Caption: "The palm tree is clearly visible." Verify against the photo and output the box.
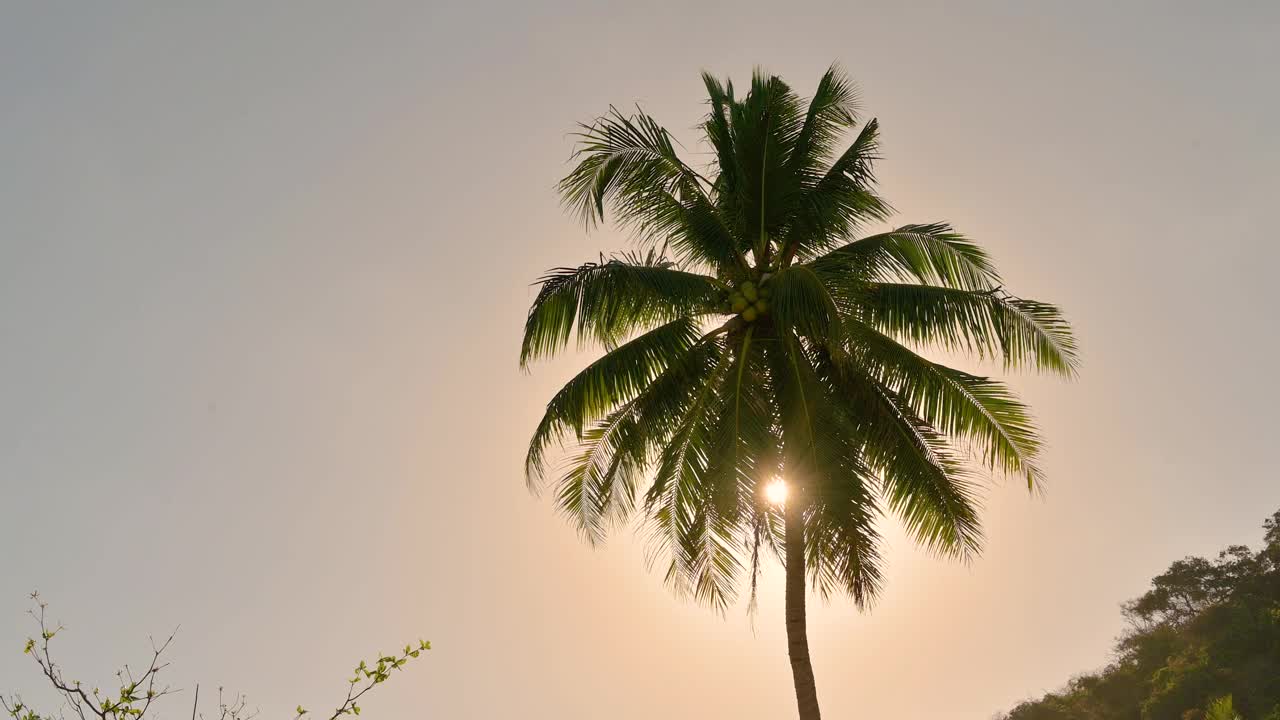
[521,65,1077,720]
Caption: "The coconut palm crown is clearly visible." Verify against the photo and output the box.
[521,65,1077,718]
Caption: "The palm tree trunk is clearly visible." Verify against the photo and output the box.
[784,500,821,719]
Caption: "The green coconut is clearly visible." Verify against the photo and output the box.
[755,300,769,314]
[731,296,749,313]
[741,306,758,322]
[742,286,758,302]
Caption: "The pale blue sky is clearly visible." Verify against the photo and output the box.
[2,2,1278,718]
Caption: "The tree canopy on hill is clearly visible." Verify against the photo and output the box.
[997,508,1280,720]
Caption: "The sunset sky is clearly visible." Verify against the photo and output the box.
[3,2,1278,718]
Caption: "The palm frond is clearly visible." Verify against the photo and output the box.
[520,257,722,366]
[745,508,783,615]
[806,479,884,606]
[699,73,749,247]
[786,63,860,181]
[807,223,1001,290]
[631,189,748,275]
[644,348,745,611]
[769,332,823,474]
[547,336,727,542]
[800,382,884,603]
[782,118,892,263]
[767,265,842,344]
[851,322,1045,487]
[526,317,703,483]
[850,283,1080,375]
[560,106,708,227]
[701,327,777,520]
[819,348,984,558]
[560,104,748,273]
[553,403,645,544]
[726,70,806,260]
[765,336,886,603]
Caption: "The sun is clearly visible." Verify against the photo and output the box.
[763,479,789,506]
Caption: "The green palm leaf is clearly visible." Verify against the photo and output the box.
[526,316,703,483]
[808,222,1000,290]
[560,107,709,226]
[782,118,893,263]
[819,347,983,557]
[786,64,861,182]
[768,265,843,344]
[644,345,743,611]
[851,282,1079,375]
[520,257,722,367]
[851,322,1045,487]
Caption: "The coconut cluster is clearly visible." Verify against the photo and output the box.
[723,277,772,322]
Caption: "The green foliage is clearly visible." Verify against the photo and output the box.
[3,594,429,720]
[524,63,1077,611]
[1205,695,1241,720]
[997,509,1280,720]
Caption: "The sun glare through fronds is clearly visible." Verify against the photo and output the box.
[764,479,789,506]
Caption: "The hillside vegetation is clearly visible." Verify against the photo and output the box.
[998,509,1280,720]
